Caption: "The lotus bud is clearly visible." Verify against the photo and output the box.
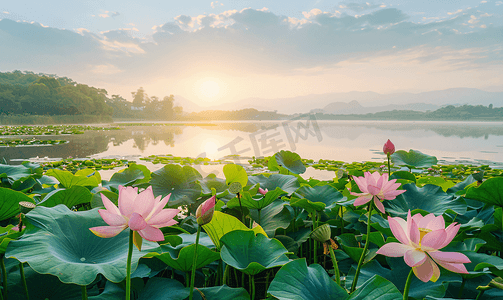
[258,187,268,196]
[310,224,331,243]
[19,201,36,214]
[196,195,216,225]
[383,139,395,156]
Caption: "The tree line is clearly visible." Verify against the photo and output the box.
[313,104,503,121]
[0,71,182,120]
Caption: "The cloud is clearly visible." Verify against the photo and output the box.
[2,5,502,98]
[211,1,224,9]
[339,2,382,12]
[90,63,123,75]
[2,11,9,14]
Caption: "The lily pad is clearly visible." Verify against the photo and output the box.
[267,258,348,300]
[248,174,300,196]
[384,183,467,218]
[150,164,202,208]
[37,185,93,208]
[102,166,145,192]
[6,259,98,300]
[347,275,403,300]
[223,164,248,187]
[202,211,267,250]
[193,285,250,300]
[250,200,292,236]
[45,169,100,188]
[295,185,345,210]
[137,278,189,300]
[274,150,306,174]
[391,149,438,169]
[145,243,220,272]
[220,230,290,275]
[346,258,461,299]
[465,177,503,207]
[228,187,285,210]
[6,204,161,285]
[0,187,36,221]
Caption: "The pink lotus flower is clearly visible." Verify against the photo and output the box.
[90,186,179,246]
[351,171,405,213]
[383,139,395,155]
[376,211,470,282]
[196,195,215,225]
[258,187,268,196]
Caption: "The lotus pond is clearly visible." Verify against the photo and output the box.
[1,146,503,300]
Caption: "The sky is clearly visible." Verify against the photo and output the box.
[1,0,502,107]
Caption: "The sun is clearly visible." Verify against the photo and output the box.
[198,80,221,99]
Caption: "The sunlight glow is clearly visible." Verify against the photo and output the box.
[198,80,220,99]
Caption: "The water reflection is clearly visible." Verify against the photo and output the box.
[1,121,503,166]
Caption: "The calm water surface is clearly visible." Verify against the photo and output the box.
[2,120,503,169]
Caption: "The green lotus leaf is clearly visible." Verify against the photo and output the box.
[274,150,306,174]
[267,258,348,300]
[137,278,189,300]
[446,175,477,195]
[465,177,503,207]
[149,164,202,208]
[199,174,228,195]
[250,200,292,236]
[193,285,250,300]
[0,225,23,254]
[102,166,145,192]
[6,259,99,300]
[390,171,416,183]
[38,185,93,208]
[202,211,266,250]
[248,174,300,196]
[346,258,461,299]
[228,187,285,210]
[0,187,36,221]
[384,183,467,218]
[347,275,403,300]
[469,251,503,278]
[90,188,118,208]
[220,230,290,275]
[391,149,438,169]
[0,163,33,184]
[223,164,248,187]
[89,281,125,300]
[442,273,503,299]
[6,204,161,285]
[45,169,100,188]
[290,197,326,214]
[295,185,345,210]
[145,243,220,272]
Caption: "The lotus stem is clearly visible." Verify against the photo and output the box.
[257,209,261,225]
[403,268,414,300]
[387,154,391,178]
[250,275,255,300]
[475,290,485,300]
[223,265,229,286]
[350,202,373,293]
[457,277,466,299]
[265,270,271,299]
[189,226,202,300]
[126,230,133,300]
[217,259,223,286]
[1,255,7,300]
[19,263,29,300]
[329,246,341,286]
[237,192,246,225]
[81,285,87,300]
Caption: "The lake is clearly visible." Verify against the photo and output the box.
[2,120,503,176]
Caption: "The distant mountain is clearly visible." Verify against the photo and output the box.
[322,101,440,115]
[176,88,503,114]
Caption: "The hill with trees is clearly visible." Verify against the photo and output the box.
[0,71,182,121]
